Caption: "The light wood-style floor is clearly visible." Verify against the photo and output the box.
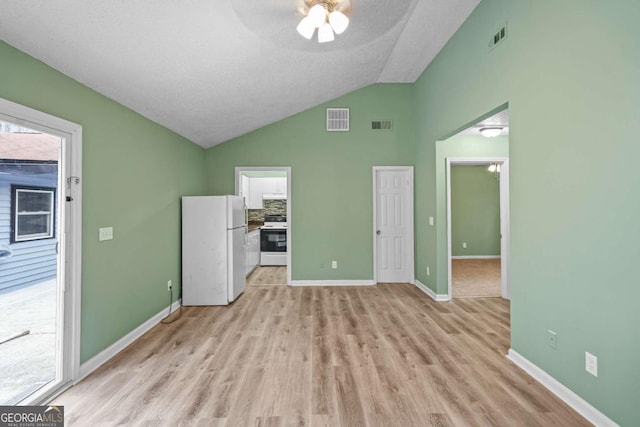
[54,284,590,426]
[247,266,287,286]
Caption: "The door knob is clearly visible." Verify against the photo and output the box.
[376,230,381,235]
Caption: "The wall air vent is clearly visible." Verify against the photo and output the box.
[371,120,393,131]
[326,108,350,132]
[489,22,508,50]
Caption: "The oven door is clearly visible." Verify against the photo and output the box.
[260,229,287,252]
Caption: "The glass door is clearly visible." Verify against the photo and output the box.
[0,119,65,404]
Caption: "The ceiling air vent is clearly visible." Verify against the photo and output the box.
[371,120,393,131]
[326,108,350,132]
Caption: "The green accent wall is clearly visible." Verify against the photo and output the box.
[414,1,640,424]
[451,165,500,257]
[0,41,206,363]
[205,84,415,281]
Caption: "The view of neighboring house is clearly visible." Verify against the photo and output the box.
[0,127,59,291]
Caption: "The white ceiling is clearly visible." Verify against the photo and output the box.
[0,0,479,148]
[458,109,510,137]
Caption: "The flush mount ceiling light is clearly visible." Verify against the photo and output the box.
[297,0,350,43]
[479,127,503,138]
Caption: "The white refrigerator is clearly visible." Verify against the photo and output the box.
[182,195,247,305]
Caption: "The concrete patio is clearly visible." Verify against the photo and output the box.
[0,279,56,404]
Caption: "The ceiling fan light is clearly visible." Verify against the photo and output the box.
[308,4,327,28]
[480,127,503,138]
[318,22,335,43]
[329,11,349,34]
[296,17,315,39]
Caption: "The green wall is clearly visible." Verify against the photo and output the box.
[414,1,640,424]
[0,41,206,363]
[451,165,500,257]
[205,84,415,281]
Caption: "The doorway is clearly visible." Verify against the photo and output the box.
[446,158,510,299]
[0,98,82,404]
[235,167,291,286]
[373,166,414,284]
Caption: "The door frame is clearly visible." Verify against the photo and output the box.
[235,166,292,285]
[0,98,83,402]
[372,166,415,284]
[446,157,509,300]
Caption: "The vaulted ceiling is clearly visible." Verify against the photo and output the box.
[0,0,479,148]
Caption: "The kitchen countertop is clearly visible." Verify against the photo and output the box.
[248,221,263,232]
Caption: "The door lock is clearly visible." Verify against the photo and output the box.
[376,230,381,235]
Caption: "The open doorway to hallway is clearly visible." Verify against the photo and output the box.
[442,108,510,300]
[450,163,502,298]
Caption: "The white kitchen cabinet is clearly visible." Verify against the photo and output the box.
[241,175,250,207]
[247,178,265,209]
[246,177,288,209]
[245,229,260,276]
[274,177,287,195]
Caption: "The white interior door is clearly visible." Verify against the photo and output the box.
[374,167,414,283]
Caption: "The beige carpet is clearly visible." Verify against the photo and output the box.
[452,258,501,298]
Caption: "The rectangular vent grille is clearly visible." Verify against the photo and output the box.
[326,108,350,131]
[371,120,393,131]
[489,22,508,49]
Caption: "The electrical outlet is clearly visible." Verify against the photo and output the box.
[547,330,557,350]
[331,260,338,269]
[429,217,434,226]
[585,352,598,377]
[462,242,467,249]
[426,266,430,276]
[167,280,172,292]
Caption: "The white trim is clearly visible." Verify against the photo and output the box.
[0,98,83,401]
[235,167,292,286]
[446,157,510,301]
[78,299,182,381]
[507,349,619,427]
[290,280,375,287]
[451,255,501,260]
[372,166,415,284]
[499,160,510,299]
[414,280,450,301]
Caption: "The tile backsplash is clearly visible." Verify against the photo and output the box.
[248,199,287,221]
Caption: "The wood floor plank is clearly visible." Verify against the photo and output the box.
[53,284,591,426]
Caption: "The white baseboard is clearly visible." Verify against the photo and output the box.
[451,255,501,260]
[414,280,450,301]
[78,299,182,381]
[290,280,375,287]
[506,349,619,427]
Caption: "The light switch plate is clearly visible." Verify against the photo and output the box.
[99,227,113,241]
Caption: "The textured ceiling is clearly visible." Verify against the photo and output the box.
[0,0,479,148]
